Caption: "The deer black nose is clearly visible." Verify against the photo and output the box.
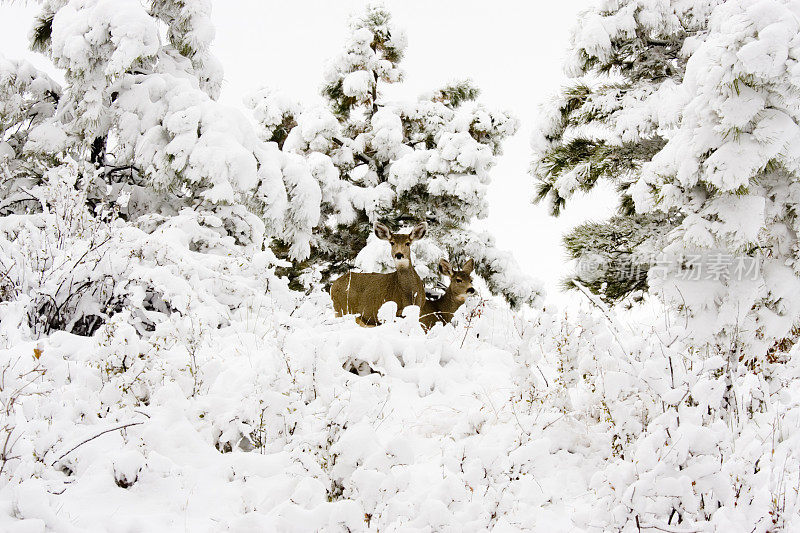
[395,253,404,260]
[466,287,475,294]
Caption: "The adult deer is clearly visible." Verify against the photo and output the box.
[420,258,475,331]
[330,221,427,326]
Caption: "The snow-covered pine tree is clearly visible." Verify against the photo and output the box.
[27,0,320,250]
[631,0,800,360]
[0,0,321,336]
[531,0,718,303]
[249,4,542,308]
[0,55,61,217]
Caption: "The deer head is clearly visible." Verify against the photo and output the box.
[374,221,427,269]
[438,258,475,302]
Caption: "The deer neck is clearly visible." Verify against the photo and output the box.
[393,261,419,289]
[437,287,464,313]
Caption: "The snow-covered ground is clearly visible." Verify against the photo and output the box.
[0,290,589,531]
[2,284,799,531]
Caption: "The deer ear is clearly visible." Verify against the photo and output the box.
[463,258,474,274]
[438,258,454,277]
[374,222,392,241]
[409,222,427,241]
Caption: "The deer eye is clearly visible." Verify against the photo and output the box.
[455,278,463,283]
[390,241,395,245]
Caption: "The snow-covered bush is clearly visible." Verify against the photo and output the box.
[551,297,800,532]
[4,272,798,531]
[0,156,291,340]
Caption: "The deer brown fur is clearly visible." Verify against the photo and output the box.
[420,258,475,331]
[330,221,427,326]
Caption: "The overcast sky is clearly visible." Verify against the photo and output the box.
[0,0,615,302]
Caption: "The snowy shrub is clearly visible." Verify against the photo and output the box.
[569,299,800,532]
[0,155,291,339]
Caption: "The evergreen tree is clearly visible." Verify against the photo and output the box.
[0,0,321,335]
[630,0,800,359]
[251,5,542,308]
[25,0,319,254]
[532,0,718,303]
[537,0,800,357]
[0,55,61,216]
[560,213,671,302]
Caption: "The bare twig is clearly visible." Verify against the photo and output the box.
[459,298,487,349]
[51,421,145,466]
[572,280,630,361]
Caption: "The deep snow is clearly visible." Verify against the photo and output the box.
[2,289,799,531]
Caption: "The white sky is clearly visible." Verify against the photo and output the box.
[0,0,616,303]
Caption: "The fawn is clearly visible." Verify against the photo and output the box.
[420,258,475,331]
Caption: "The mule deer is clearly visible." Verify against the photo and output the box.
[330,221,427,326]
[420,258,475,331]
